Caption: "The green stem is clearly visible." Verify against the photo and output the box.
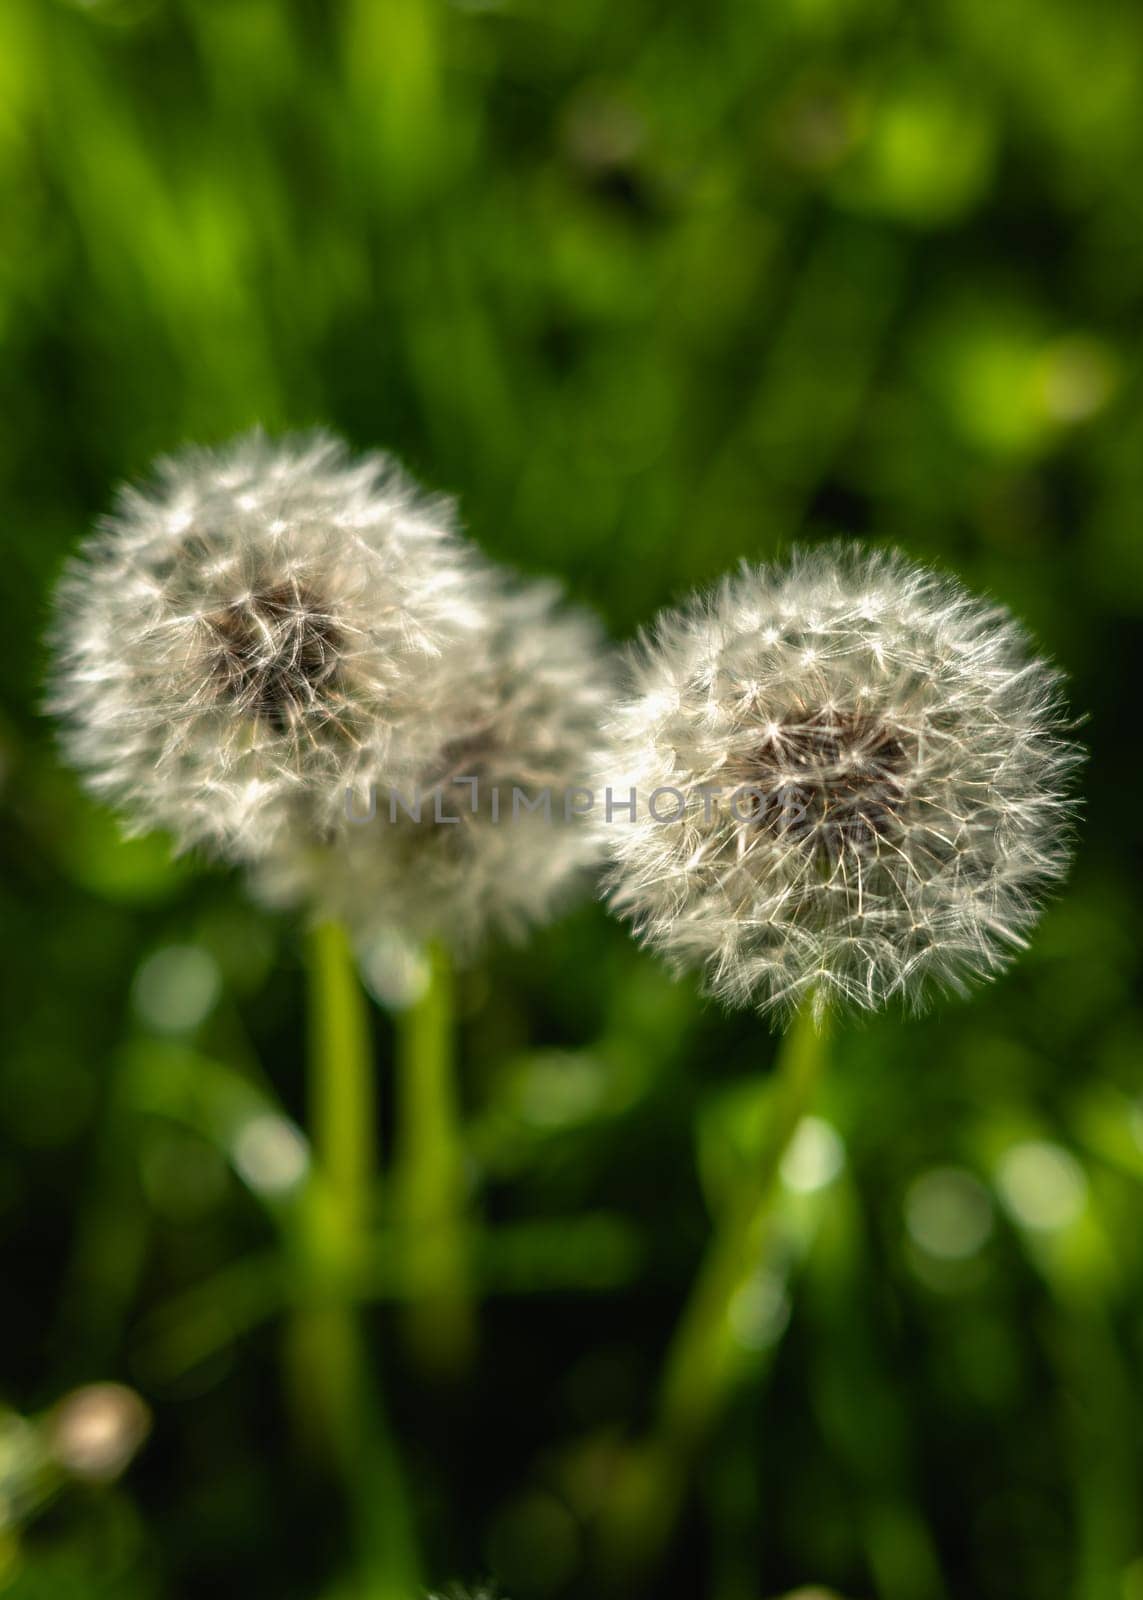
[597,1002,828,1587]
[392,940,475,1376]
[310,920,377,1238]
[290,919,420,1600]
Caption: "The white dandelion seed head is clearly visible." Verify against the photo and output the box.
[49,430,494,859]
[598,543,1082,1022]
[254,577,613,953]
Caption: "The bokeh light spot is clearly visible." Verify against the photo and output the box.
[357,929,430,1010]
[46,1384,151,1483]
[132,945,221,1033]
[519,1052,607,1129]
[905,1166,993,1260]
[729,1268,792,1351]
[1037,336,1118,424]
[780,1115,846,1193]
[230,1114,310,1197]
[995,1141,1087,1232]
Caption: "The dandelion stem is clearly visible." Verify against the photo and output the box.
[291,919,420,1600]
[660,1002,826,1442]
[310,920,377,1236]
[392,940,475,1376]
[596,1002,828,1587]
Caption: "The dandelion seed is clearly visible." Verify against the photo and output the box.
[49,430,494,859]
[598,543,1082,1021]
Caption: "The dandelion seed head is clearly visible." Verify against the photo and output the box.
[255,578,612,952]
[599,543,1081,1021]
[49,430,492,859]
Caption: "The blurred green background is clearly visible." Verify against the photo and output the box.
[1,0,1141,1597]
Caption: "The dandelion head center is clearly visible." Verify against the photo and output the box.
[731,707,909,863]
[204,581,342,733]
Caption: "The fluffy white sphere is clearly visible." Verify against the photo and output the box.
[598,544,1081,1021]
[49,430,494,859]
[255,577,612,953]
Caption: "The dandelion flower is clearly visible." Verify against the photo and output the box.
[49,430,493,859]
[599,544,1081,1020]
[255,577,611,951]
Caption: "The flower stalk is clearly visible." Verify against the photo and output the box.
[393,941,475,1376]
[596,1003,828,1586]
[310,919,377,1242]
[289,919,420,1599]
